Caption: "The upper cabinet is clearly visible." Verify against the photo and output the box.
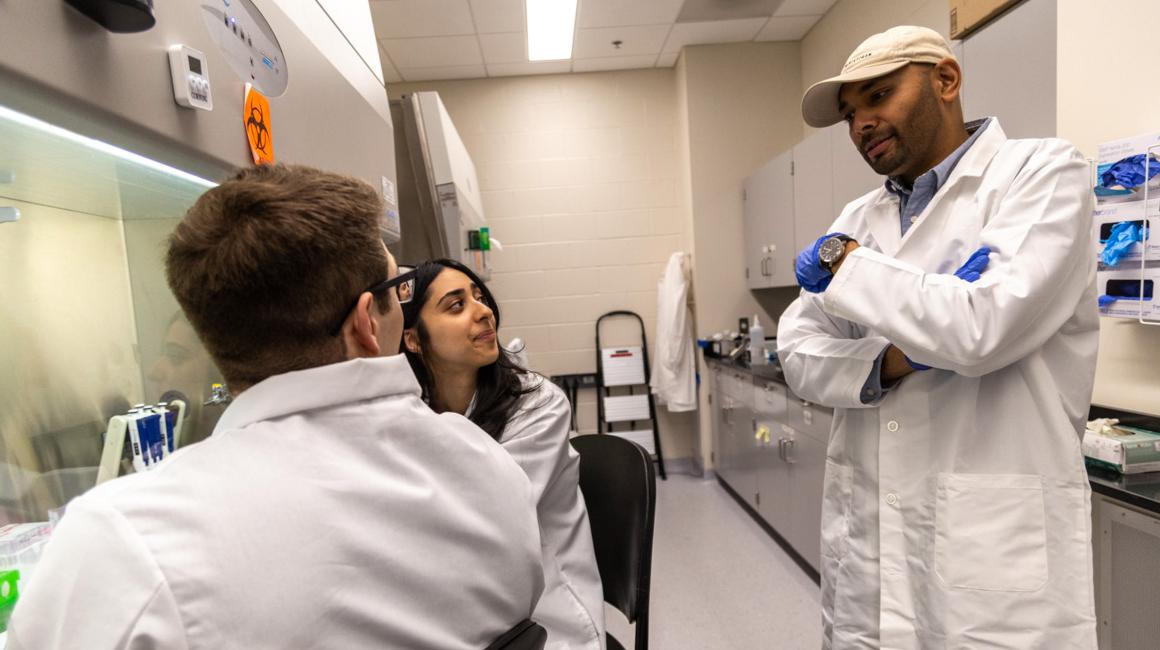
[743,124,883,289]
[829,124,882,218]
[744,150,796,289]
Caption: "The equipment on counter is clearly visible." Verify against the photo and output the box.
[96,400,186,484]
[1084,418,1160,474]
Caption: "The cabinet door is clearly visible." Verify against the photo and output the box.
[709,367,725,472]
[744,151,796,288]
[756,421,793,535]
[787,432,826,572]
[792,129,834,257]
[715,373,738,486]
[731,396,759,509]
[829,123,882,217]
[742,173,768,290]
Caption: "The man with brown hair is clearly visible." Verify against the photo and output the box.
[9,164,546,649]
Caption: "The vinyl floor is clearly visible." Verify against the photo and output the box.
[604,473,823,650]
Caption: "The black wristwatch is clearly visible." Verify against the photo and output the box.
[818,235,854,271]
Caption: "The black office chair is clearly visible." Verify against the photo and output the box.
[485,619,547,650]
[571,434,657,650]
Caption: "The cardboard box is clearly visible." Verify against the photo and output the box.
[1096,264,1160,321]
[1092,201,1160,263]
[1084,424,1160,474]
[948,0,1022,39]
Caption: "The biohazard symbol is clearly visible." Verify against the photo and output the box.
[243,84,275,165]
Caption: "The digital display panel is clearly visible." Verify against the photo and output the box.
[188,55,202,75]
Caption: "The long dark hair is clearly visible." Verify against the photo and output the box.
[401,259,539,440]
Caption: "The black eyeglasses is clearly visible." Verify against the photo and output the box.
[328,265,417,336]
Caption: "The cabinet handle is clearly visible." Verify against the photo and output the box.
[777,438,785,461]
[785,438,796,464]
[761,257,769,277]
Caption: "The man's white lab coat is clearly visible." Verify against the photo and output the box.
[498,378,605,650]
[778,120,1100,649]
[8,355,544,650]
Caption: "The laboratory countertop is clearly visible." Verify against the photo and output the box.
[706,357,1160,516]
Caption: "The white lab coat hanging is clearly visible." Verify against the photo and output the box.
[651,252,697,412]
[778,120,1100,649]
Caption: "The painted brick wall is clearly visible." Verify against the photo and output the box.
[390,69,696,458]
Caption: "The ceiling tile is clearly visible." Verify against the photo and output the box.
[371,0,475,38]
[469,0,525,34]
[661,18,767,53]
[480,32,526,63]
[755,15,818,41]
[677,0,783,23]
[773,0,837,16]
[578,0,685,29]
[399,64,488,82]
[656,51,679,68]
[383,35,484,68]
[572,55,660,73]
[486,61,572,77]
[377,43,404,83]
[574,25,670,59]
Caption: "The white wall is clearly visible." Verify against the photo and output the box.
[390,70,698,460]
[677,41,804,471]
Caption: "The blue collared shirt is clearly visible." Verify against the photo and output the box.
[885,118,992,237]
[859,117,992,404]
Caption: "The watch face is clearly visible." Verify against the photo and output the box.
[819,237,845,265]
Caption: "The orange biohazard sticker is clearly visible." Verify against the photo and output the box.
[244,83,274,165]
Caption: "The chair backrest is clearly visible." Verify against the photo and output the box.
[571,434,656,650]
[484,619,546,650]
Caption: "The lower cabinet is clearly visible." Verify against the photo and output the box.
[1092,493,1160,649]
[709,362,829,575]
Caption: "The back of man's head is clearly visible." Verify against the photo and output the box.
[166,164,388,391]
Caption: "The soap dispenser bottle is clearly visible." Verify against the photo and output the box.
[749,314,766,366]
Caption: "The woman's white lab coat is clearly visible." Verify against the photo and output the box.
[778,121,1099,649]
[496,378,606,650]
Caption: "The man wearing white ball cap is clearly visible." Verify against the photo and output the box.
[778,25,1099,649]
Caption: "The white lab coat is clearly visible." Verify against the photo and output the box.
[8,355,544,650]
[651,252,697,412]
[493,378,606,650]
[777,120,1099,650]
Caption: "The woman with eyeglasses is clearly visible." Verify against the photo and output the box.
[399,259,604,650]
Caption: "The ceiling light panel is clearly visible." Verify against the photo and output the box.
[526,0,578,61]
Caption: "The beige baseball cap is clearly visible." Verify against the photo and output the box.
[801,25,956,128]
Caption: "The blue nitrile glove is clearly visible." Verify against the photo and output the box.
[1098,295,1117,309]
[1100,154,1160,190]
[795,232,846,293]
[906,246,993,371]
[1100,221,1144,267]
